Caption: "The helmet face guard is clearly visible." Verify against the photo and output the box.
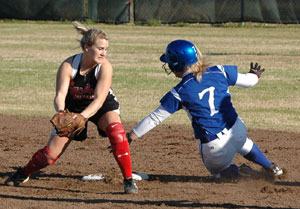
[160,40,198,74]
[162,63,181,75]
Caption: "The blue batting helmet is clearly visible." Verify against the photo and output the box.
[160,40,198,73]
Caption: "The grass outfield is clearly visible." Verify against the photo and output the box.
[0,21,299,132]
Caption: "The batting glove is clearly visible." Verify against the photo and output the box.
[249,62,265,78]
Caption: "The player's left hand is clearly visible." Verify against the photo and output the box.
[249,62,265,78]
[126,132,133,145]
[50,109,87,138]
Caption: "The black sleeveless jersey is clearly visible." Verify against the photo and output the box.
[65,54,112,113]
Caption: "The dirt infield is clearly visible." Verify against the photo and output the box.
[0,114,299,209]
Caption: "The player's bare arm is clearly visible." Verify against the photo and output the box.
[80,60,113,119]
[54,57,73,112]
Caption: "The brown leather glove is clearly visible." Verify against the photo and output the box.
[50,109,87,138]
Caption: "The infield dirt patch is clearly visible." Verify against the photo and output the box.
[0,114,299,209]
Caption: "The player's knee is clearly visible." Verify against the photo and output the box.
[43,146,58,165]
[105,122,127,144]
[239,137,254,156]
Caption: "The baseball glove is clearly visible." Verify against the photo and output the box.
[50,109,87,138]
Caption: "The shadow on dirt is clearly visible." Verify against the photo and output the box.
[147,172,300,188]
[0,192,297,209]
[147,174,215,183]
[275,181,300,187]
[3,169,300,187]
[1,168,83,180]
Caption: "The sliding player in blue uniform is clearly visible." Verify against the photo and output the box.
[127,39,283,179]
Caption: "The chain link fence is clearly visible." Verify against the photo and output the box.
[0,0,84,20]
[0,0,299,24]
[134,0,300,24]
[0,0,130,23]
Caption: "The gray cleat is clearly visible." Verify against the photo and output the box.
[123,178,138,194]
[268,163,283,176]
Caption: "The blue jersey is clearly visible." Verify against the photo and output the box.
[160,65,238,140]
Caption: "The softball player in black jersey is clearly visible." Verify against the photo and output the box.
[5,21,138,194]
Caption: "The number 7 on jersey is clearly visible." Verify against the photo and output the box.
[198,87,219,116]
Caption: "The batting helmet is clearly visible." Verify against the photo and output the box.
[160,40,198,73]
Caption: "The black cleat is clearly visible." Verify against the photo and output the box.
[5,167,29,186]
[123,178,138,194]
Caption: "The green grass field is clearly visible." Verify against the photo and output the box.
[0,21,299,132]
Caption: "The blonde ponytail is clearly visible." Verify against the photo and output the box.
[72,21,89,35]
[72,21,108,51]
[187,47,210,82]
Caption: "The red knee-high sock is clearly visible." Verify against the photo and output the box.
[23,146,58,176]
[106,122,132,179]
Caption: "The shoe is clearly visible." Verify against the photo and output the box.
[220,164,239,179]
[212,173,221,179]
[268,163,283,176]
[5,167,29,186]
[238,164,253,177]
[123,178,138,194]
